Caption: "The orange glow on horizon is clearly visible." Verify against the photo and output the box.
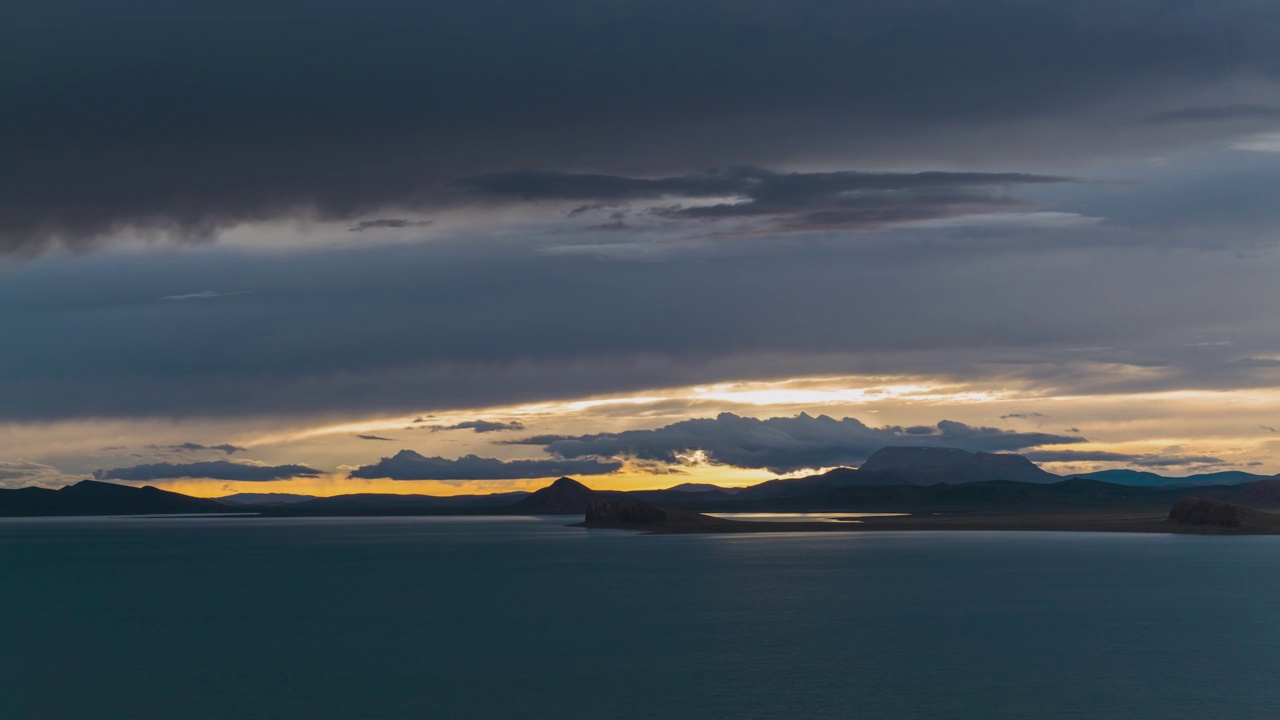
[148,465,779,499]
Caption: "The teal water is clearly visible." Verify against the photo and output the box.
[2,516,1277,719]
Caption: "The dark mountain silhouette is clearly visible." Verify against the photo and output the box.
[1076,469,1271,487]
[509,477,601,514]
[736,447,1059,501]
[0,480,230,516]
[628,487,738,504]
[268,490,531,516]
[1195,478,1280,507]
[857,447,1059,484]
[731,468,859,501]
[779,477,1160,511]
[664,482,740,495]
[218,492,317,505]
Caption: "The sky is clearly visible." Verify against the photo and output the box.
[4,0,1280,496]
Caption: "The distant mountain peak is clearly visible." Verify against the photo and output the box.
[860,446,1039,471]
[549,476,589,490]
[509,476,600,514]
[664,482,739,494]
[855,446,1057,484]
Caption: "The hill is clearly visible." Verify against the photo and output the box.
[663,482,741,495]
[0,480,230,517]
[1076,469,1272,487]
[508,477,602,514]
[735,447,1058,501]
[267,490,531,515]
[219,492,317,505]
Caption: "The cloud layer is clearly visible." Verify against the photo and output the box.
[1023,450,1224,468]
[348,450,621,481]
[461,167,1068,232]
[512,412,1083,474]
[94,461,322,482]
[420,420,526,433]
[147,442,246,455]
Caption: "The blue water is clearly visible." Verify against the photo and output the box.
[2,516,1277,719]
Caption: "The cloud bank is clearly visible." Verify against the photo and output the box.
[1023,450,1224,468]
[421,420,526,433]
[512,412,1084,474]
[348,450,621,481]
[95,461,322,482]
[462,167,1069,232]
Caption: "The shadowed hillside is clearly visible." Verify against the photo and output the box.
[0,480,230,517]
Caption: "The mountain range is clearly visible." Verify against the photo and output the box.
[3,446,1278,517]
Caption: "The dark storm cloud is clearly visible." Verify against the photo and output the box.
[420,420,526,434]
[3,0,1279,253]
[460,167,1069,231]
[94,460,322,482]
[348,450,620,481]
[1023,450,1224,467]
[507,412,1083,474]
[146,442,246,455]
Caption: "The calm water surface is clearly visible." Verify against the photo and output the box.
[2,516,1277,720]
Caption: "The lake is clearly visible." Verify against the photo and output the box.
[2,516,1277,719]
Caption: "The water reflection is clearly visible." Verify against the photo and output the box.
[706,512,908,523]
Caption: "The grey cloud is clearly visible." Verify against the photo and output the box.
[94,460,322,482]
[147,442,246,455]
[0,460,66,489]
[348,450,620,481]
[1000,412,1047,419]
[160,290,248,302]
[902,426,938,435]
[3,0,1280,253]
[460,166,1070,232]
[1145,104,1280,124]
[356,434,396,441]
[6,234,1280,420]
[348,219,433,233]
[1024,450,1224,467]
[512,412,1083,474]
[1231,357,1280,368]
[423,420,526,433]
